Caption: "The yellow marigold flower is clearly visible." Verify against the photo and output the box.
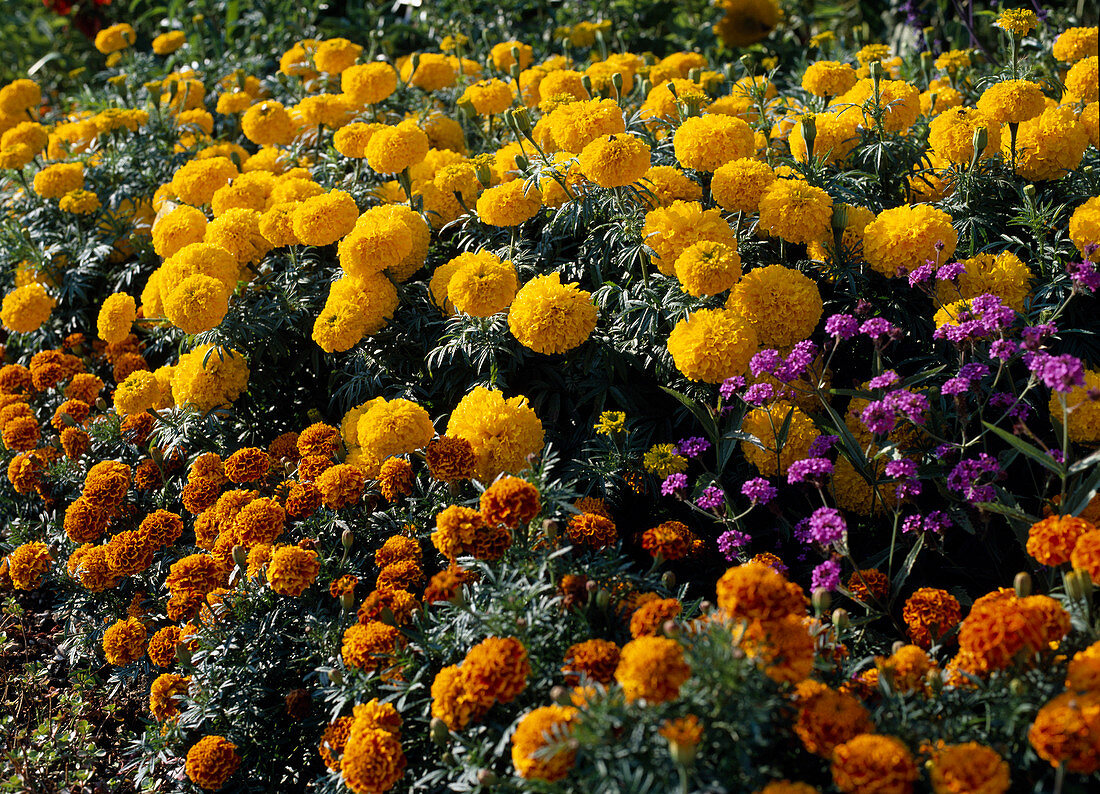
[594,411,626,436]
[1029,689,1100,773]
[152,204,208,258]
[34,162,84,199]
[995,8,1037,38]
[667,308,757,384]
[312,274,399,352]
[291,190,358,247]
[674,113,754,172]
[240,100,294,146]
[0,79,41,115]
[57,189,100,215]
[490,40,533,71]
[578,134,651,188]
[162,242,240,297]
[511,705,579,781]
[171,344,249,412]
[835,78,920,133]
[152,31,186,55]
[333,121,385,160]
[476,179,543,227]
[727,264,822,348]
[1052,369,1100,444]
[446,387,544,482]
[934,250,1031,311]
[615,635,690,703]
[314,37,362,74]
[802,61,857,98]
[975,79,1046,125]
[366,120,429,174]
[927,107,1001,164]
[342,62,398,105]
[831,734,917,794]
[7,541,51,589]
[711,158,775,213]
[102,617,147,665]
[1053,27,1099,64]
[164,274,229,335]
[546,98,625,151]
[204,207,271,265]
[185,735,240,791]
[211,172,274,217]
[338,209,412,279]
[171,156,239,206]
[643,200,734,276]
[863,204,957,278]
[674,240,741,297]
[1010,104,1090,181]
[507,272,597,354]
[114,370,161,416]
[1066,56,1099,104]
[713,0,780,48]
[1070,196,1100,260]
[94,23,136,55]
[642,442,687,478]
[789,111,861,165]
[2,121,48,155]
[357,398,435,462]
[266,544,320,596]
[460,78,514,116]
[1,284,55,333]
[637,165,701,208]
[757,179,832,246]
[741,401,819,476]
[399,52,455,91]
[446,250,518,317]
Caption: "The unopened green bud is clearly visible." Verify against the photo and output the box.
[340,590,356,612]
[511,107,532,134]
[869,60,886,85]
[430,717,449,745]
[661,571,676,590]
[514,154,530,171]
[831,202,849,234]
[595,588,611,611]
[341,529,354,550]
[971,126,988,159]
[611,71,623,91]
[581,74,593,97]
[328,667,344,686]
[798,114,817,161]
[477,770,498,786]
[832,608,850,632]
[812,588,831,615]
[231,544,248,570]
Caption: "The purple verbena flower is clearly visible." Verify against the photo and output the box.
[861,317,897,339]
[946,453,1001,504]
[868,370,899,389]
[812,558,841,592]
[860,400,897,436]
[744,383,775,406]
[678,436,711,458]
[1068,260,1100,292]
[808,507,847,546]
[750,349,782,377]
[908,263,934,286]
[989,338,1017,361]
[825,313,859,340]
[696,486,725,510]
[787,457,834,484]
[808,435,839,458]
[661,473,688,496]
[885,459,917,479]
[719,376,746,402]
[717,529,751,561]
[936,261,966,281]
[742,478,777,504]
[941,377,970,395]
[1028,352,1085,393]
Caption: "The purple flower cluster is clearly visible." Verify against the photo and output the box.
[825,313,859,340]
[787,457,833,484]
[886,458,923,498]
[1068,260,1100,292]
[808,435,839,458]
[936,260,967,281]
[1025,351,1085,393]
[1021,323,1057,350]
[744,383,776,406]
[717,529,751,561]
[860,388,930,436]
[946,453,1001,503]
[808,507,847,546]
[942,362,991,396]
[719,375,746,403]
[696,486,725,510]
[901,511,952,535]
[907,262,935,286]
[750,349,781,377]
[811,558,841,592]
[861,317,899,340]
[989,391,1030,421]
[933,294,1015,343]
[776,341,817,383]
[742,477,777,505]
[678,436,711,458]
[868,370,900,389]
[661,473,688,496]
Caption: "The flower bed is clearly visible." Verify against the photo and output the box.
[1,2,1099,792]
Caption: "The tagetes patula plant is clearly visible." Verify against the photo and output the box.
[1,3,1100,793]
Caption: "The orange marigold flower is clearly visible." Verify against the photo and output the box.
[223,446,271,483]
[563,638,621,684]
[330,574,359,599]
[341,620,402,671]
[1071,530,1100,583]
[64,498,110,543]
[716,561,807,623]
[378,456,414,502]
[375,535,421,568]
[511,705,579,781]
[424,565,472,604]
[425,435,476,482]
[267,544,320,596]
[139,509,184,548]
[846,569,890,603]
[297,422,341,457]
[629,597,682,638]
[737,614,816,684]
[147,626,183,667]
[102,617,147,665]
[185,735,240,791]
[794,680,873,757]
[615,635,691,703]
[60,426,90,460]
[319,716,355,770]
[641,520,695,561]
[902,587,961,648]
[149,672,189,721]
[480,476,541,528]
[83,460,131,509]
[104,529,154,577]
[376,559,425,591]
[566,512,617,549]
[831,734,918,794]
[357,587,419,625]
[1028,515,1095,566]
[929,741,1010,794]
[1067,641,1100,692]
[316,463,367,509]
[1028,690,1100,774]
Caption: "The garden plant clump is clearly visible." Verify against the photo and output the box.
[1,0,1100,791]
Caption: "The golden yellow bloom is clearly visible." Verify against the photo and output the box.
[578,134,651,188]
[508,272,597,355]
[446,387,544,482]
[94,23,136,55]
[1,284,55,333]
[673,114,755,171]
[446,250,518,317]
[667,308,757,383]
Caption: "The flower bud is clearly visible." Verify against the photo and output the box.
[477,770,498,786]
[1014,571,1032,598]
[812,587,832,615]
[328,667,344,686]
[595,588,611,611]
[231,544,248,571]
[430,717,449,745]
[510,107,532,135]
[175,641,192,667]
[611,71,623,92]
[831,608,850,632]
[971,126,988,161]
[799,114,817,161]
[581,74,594,97]
[550,685,570,705]
[340,590,356,612]
[869,60,886,85]
[661,571,676,590]
[341,529,354,550]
